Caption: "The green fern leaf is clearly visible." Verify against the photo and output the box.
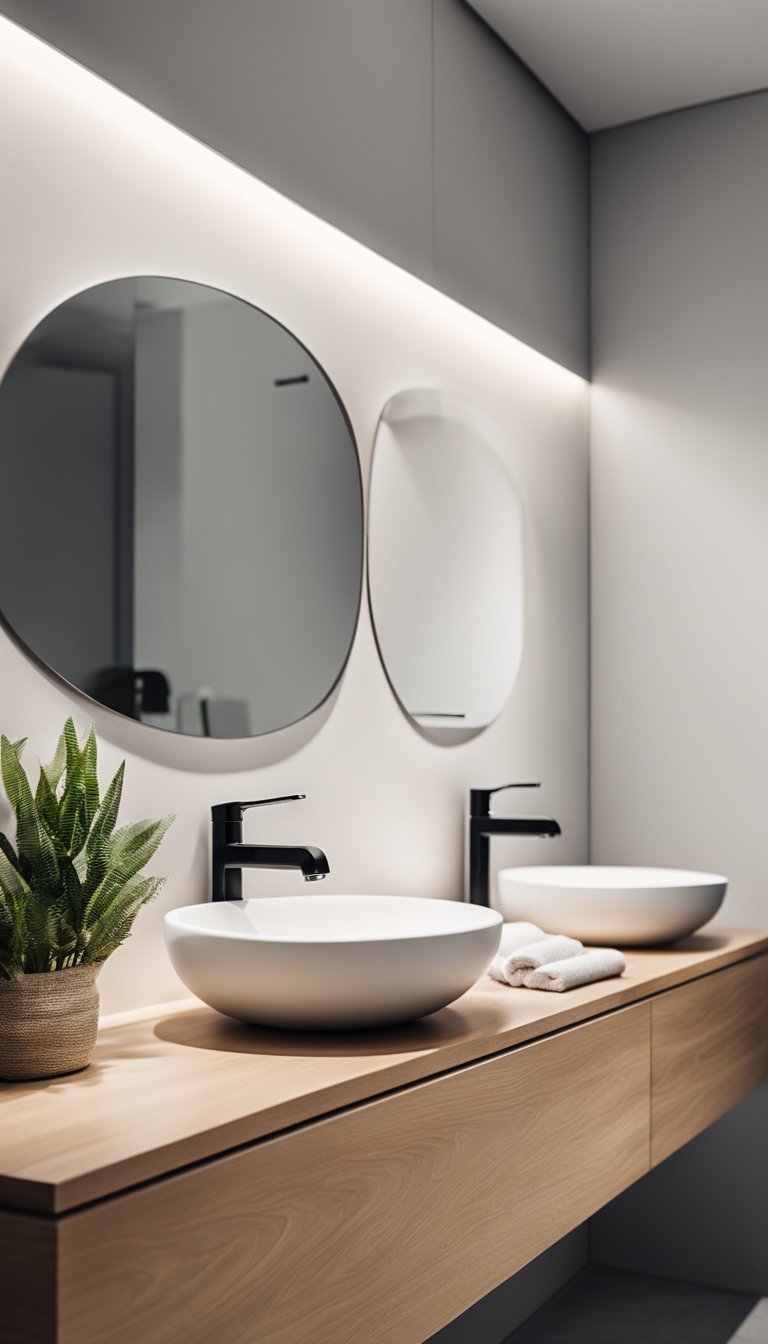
[0,850,31,900]
[35,764,61,840]
[0,831,21,873]
[23,894,58,972]
[0,735,27,813]
[84,817,173,927]
[86,760,125,857]
[60,855,84,925]
[106,818,159,863]
[81,873,165,964]
[58,735,86,853]
[81,726,100,828]
[1,737,60,896]
[0,721,171,980]
[106,815,174,874]
[42,727,67,791]
[0,862,28,979]
[62,717,81,777]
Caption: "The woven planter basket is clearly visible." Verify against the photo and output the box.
[0,963,101,1081]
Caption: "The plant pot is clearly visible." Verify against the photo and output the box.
[0,963,101,1082]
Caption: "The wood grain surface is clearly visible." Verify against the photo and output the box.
[0,928,763,1214]
[651,953,768,1165]
[0,1208,56,1343]
[58,1005,651,1344]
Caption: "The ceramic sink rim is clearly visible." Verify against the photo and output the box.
[495,864,728,946]
[500,865,728,891]
[165,894,502,945]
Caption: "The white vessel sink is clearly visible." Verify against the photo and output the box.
[496,866,727,946]
[165,894,502,1029]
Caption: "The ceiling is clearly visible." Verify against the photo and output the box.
[468,0,768,130]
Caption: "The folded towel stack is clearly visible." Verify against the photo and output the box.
[489,921,626,992]
[494,935,585,987]
[525,949,626,992]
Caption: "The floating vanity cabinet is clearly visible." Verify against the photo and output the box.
[651,953,768,1165]
[0,931,766,1344]
[58,1007,650,1344]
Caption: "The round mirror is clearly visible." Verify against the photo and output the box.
[368,389,524,741]
[0,277,363,738]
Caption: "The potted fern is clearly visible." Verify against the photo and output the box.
[0,718,172,1081]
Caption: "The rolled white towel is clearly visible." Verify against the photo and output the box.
[490,934,583,987]
[489,923,546,983]
[524,948,626,992]
[498,922,545,954]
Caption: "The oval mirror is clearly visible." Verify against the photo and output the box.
[0,277,363,738]
[368,389,523,740]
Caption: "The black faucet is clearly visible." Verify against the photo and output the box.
[211,795,330,901]
[467,783,560,906]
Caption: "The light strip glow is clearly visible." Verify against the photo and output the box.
[0,14,586,393]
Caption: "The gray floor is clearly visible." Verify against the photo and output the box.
[730,1300,768,1343]
[506,1268,759,1344]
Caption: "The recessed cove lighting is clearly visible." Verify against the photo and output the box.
[0,15,586,394]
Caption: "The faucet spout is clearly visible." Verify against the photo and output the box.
[475,815,561,840]
[466,785,560,906]
[211,799,329,901]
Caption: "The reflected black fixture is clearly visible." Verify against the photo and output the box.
[467,783,560,906]
[87,666,170,719]
[211,794,330,902]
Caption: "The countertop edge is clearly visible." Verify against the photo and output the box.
[2,929,767,1217]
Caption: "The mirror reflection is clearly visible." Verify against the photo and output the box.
[368,389,524,739]
[0,277,363,738]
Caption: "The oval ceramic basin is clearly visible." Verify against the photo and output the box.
[496,866,727,946]
[165,894,502,1029]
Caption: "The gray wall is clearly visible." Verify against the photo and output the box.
[591,1090,768,1296]
[590,89,768,1295]
[430,1228,587,1343]
[433,1,588,377]
[0,0,589,377]
[0,363,118,686]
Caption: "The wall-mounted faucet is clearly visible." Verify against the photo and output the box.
[467,783,560,906]
[211,794,329,902]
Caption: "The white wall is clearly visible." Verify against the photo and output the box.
[591,89,768,929]
[590,88,768,1294]
[0,20,589,1017]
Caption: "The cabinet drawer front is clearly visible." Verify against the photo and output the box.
[0,1210,56,1344]
[652,954,768,1166]
[60,1004,650,1344]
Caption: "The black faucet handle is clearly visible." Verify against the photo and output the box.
[211,795,305,826]
[470,783,541,817]
[238,795,305,811]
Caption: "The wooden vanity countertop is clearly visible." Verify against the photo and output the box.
[0,927,765,1216]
